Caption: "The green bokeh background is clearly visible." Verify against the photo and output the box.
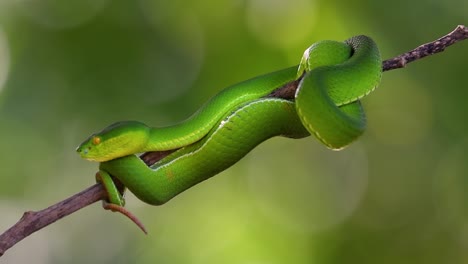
[0,0,467,263]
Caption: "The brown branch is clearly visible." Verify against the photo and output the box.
[0,184,107,256]
[382,25,468,71]
[0,24,467,258]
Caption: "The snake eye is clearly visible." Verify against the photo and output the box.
[92,136,101,145]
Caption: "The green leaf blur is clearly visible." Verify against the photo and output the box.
[0,0,467,263]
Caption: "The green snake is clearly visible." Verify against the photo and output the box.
[77,35,382,232]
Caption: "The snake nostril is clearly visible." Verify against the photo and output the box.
[81,148,89,155]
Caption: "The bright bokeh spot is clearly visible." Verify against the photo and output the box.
[138,191,315,263]
[17,0,110,29]
[367,75,434,146]
[138,0,205,103]
[0,28,9,95]
[246,0,317,49]
[246,138,368,233]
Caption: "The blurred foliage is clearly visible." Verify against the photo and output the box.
[0,0,467,263]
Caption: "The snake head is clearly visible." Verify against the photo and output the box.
[77,121,150,162]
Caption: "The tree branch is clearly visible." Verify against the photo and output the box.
[0,184,107,257]
[382,25,467,71]
[0,24,466,257]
